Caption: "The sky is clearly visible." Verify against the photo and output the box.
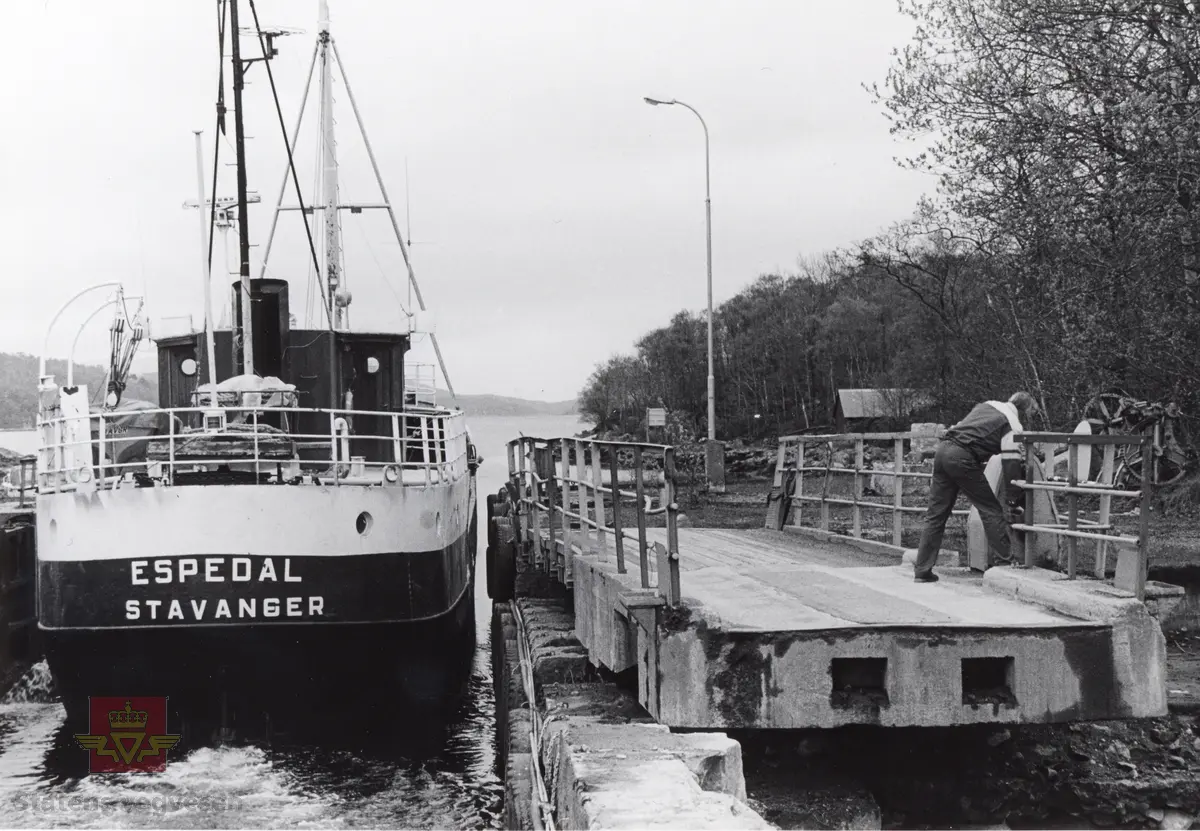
[4,0,933,402]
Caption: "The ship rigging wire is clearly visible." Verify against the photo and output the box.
[248,0,331,329]
[207,0,227,276]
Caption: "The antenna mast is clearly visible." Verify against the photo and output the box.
[319,0,345,329]
[405,157,413,309]
[229,0,255,376]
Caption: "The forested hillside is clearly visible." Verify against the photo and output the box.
[437,391,577,417]
[0,353,158,428]
[579,0,1200,443]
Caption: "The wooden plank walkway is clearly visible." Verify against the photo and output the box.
[543,525,1099,631]
[534,522,1168,727]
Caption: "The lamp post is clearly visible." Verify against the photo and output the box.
[644,97,715,444]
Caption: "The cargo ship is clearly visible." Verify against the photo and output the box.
[35,0,477,728]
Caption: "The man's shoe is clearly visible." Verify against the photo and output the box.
[914,572,939,583]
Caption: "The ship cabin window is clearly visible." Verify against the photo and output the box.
[180,358,198,377]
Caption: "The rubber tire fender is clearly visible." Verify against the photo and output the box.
[486,494,499,549]
[488,516,516,602]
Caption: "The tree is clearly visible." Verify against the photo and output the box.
[872,0,1200,421]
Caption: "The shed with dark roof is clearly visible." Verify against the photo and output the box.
[833,388,933,431]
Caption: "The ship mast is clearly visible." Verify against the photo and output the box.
[318,0,345,330]
[229,0,255,375]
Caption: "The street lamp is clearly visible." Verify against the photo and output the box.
[644,96,716,445]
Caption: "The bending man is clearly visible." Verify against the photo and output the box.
[913,392,1038,583]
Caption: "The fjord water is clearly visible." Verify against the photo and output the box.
[0,414,586,829]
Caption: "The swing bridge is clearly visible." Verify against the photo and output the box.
[495,428,1180,730]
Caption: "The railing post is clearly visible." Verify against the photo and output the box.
[516,440,528,545]
[546,443,557,573]
[167,413,175,487]
[328,411,338,469]
[591,442,606,552]
[97,413,107,485]
[1095,443,1115,578]
[421,415,432,472]
[893,437,904,546]
[559,438,571,558]
[852,438,864,538]
[820,441,832,531]
[1066,442,1079,579]
[664,447,681,605]
[575,438,589,549]
[769,438,787,531]
[795,440,805,527]
[609,447,626,574]
[524,442,539,562]
[771,439,787,490]
[391,414,401,464]
[253,410,261,481]
[1023,439,1035,568]
[634,446,649,589]
[1138,437,1151,602]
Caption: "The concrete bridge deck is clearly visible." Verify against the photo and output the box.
[526,522,1167,730]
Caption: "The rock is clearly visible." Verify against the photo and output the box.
[987,728,1012,747]
[1159,809,1194,829]
[870,462,899,496]
[909,423,944,456]
[1152,726,1181,745]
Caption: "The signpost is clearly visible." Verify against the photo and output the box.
[647,408,666,443]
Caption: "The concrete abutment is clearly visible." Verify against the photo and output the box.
[492,563,772,829]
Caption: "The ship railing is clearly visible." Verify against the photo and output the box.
[506,435,681,607]
[35,404,469,494]
[404,364,438,407]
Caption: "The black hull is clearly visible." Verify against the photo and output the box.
[43,504,479,732]
[39,539,475,629]
[47,571,477,733]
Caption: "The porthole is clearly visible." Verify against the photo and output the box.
[356,511,374,536]
[180,358,198,377]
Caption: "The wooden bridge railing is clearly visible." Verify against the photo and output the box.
[1010,432,1152,600]
[506,436,681,606]
[770,431,966,546]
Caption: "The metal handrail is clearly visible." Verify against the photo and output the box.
[772,432,965,546]
[1012,432,1151,599]
[506,435,681,606]
[35,402,468,494]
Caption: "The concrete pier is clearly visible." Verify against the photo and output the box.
[539,524,1168,729]
[493,570,770,829]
